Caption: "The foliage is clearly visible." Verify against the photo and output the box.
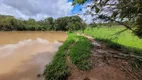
[0,15,86,31]
[72,0,142,38]
[55,16,86,31]
[89,22,97,28]
[84,26,142,56]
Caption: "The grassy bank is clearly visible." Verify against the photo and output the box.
[44,33,92,80]
[69,35,92,70]
[44,39,71,80]
[84,27,142,56]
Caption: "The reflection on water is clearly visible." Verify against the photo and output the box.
[0,31,67,80]
[0,31,67,45]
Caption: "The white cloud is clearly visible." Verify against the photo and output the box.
[77,2,106,24]
[0,0,73,20]
[76,3,94,24]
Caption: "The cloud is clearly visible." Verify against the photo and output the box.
[73,2,94,24]
[76,2,104,24]
[0,0,73,20]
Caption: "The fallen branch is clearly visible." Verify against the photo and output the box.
[108,28,128,37]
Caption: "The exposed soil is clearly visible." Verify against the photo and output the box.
[67,33,142,80]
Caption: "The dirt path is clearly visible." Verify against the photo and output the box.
[67,33,142,80]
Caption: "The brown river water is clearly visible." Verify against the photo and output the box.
[0,31,67,80]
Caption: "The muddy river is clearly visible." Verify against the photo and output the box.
[0,31,67,80]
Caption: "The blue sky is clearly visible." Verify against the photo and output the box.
[71,4,82,14]
[68,0,92,16]
[67,0,93,23]
[68,0,82,14]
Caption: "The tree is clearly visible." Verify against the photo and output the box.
[55,16,86,31]
[55,17,69,31]
[89,22,97,28]
[0,15,86,31]
[72,0,142,38]
[0,15,23,31]
[47,17,55,30]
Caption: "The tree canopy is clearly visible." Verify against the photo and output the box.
[72,0,142,38]
[0,15,86,31]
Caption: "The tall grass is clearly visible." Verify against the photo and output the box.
[44,33,92,80]
[84,26,142,56]
[69,35,92,70]
[44,35,75,80]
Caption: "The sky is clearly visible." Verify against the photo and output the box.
[0,0,83,20]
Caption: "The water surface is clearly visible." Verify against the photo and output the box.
[0,31,67,45]
[0,31,67,80]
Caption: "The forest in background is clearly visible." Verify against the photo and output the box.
[0,15,86,31]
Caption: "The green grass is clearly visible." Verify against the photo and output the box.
[84,26,142,68]
[69,35,92,70]
[44,35,75,80]
[84,26,142,56]
[44,33,92,80]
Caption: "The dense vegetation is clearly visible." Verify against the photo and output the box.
[0,15,86,31]
[44,33,92,80]
[84,26,142,56]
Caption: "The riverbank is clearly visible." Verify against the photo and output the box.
[44,33,92,80]
[44,32,142,80]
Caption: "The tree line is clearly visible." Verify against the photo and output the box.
[0,15,86,31]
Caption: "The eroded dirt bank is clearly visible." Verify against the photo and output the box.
[67,33,142,80]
